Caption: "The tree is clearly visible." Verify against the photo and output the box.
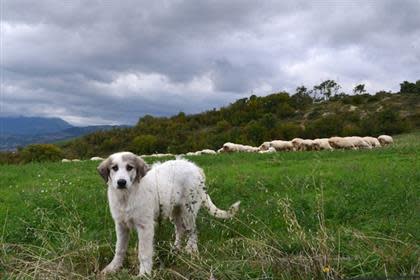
[312,80,341,101]
[353,84,366,94]
[400,80,420,94]
[416,80,420,93]
[290,86,313,109]
[400,81,417,94]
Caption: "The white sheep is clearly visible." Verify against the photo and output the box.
[61,158,71,163]
[291,138,304,151]
[302,139,320,151]
[90,156,104,161]
[291,138,319,151]
[313,138,333,151]
[221,142,259,153]
[378,135,394,146]
[200,149,217,155]
[265,140,294,151]
[258,147,276,153]
[345,136,372,149]
[148,153,173,158]
[328,137,356,150]
[258,142,272,151]
[362,137,381,148]
[185,149,217,156]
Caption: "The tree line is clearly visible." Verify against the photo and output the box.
[1,79,419,164]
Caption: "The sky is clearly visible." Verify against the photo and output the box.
[1,0,420,126]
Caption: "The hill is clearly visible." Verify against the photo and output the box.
[59,90,420,159]
[0,116,73,135]
[1,132,419,279]
[0,116,127,151]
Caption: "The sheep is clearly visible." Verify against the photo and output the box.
[273,140,295,151]
[245,145,260,153]
[90,156,104,161]
[147,153,173,158]
[61,158,71,163]
[363,137,381,148]
[185,149,216,156]
[221,142,259,153]
[313,138,333,151]
[260,140,294,152]
[328,137,356,150]
[221,142,239,152]
[291,138,304,151]
[200,149,217,155]
[291,138,319,151]
[345,136,372,149]
[301,139,320,151]
[378,135,394,146]
[258,147,276,153]
[258,142,272,151]
[72,159,81,162]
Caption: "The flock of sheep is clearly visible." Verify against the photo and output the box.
[222,134,393,153]
[62,134,393,162]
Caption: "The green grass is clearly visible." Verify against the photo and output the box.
[1,132,419,279]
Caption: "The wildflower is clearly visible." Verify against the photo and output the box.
[322,266,330,273]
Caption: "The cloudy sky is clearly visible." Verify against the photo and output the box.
[1,0,420,126]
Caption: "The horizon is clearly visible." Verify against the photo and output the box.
[0,86,400,127]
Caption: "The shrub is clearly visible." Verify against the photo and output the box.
[20,144,63,163]
[131,134,159,155]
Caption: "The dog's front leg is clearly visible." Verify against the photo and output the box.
[136,223,154,277]
[102,222,130,274]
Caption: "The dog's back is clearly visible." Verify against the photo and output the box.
[142,159,204,219]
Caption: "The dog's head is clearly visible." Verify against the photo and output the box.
[97,152,149,190]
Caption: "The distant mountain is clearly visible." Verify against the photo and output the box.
[0,116,73,135]
[0,117,128,150]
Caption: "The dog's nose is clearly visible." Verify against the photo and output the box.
[117,179,127,188]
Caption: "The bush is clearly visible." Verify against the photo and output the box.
[131,134,158,155]
[20,144,63,163]
[0,151,21,164]
[304,115,343,138]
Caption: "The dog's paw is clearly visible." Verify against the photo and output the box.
[137,271,152,278]
[101,264,119,275]
[185,243,199,255]
[137,262,152,278]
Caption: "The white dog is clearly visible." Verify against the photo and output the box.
[98,152,240,277]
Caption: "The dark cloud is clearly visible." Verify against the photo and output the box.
[1,0,419,125]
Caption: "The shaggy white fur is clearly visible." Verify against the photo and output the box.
[98,152,240,277]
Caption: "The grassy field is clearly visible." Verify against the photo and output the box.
[1,132,419,279]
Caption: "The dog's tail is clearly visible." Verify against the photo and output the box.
[198,168,240,219]
[201,192,240,219]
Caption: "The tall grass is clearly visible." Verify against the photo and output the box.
[1,132,419,279]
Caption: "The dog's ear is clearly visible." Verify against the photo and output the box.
[134,156,149,183]
[97,157,111,183]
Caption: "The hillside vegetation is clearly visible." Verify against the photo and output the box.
[59,89,419,159]
[1,80,419,164]
[1,132,419,279]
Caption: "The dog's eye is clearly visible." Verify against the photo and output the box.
[112,165,118,171]
[126,165,133,171]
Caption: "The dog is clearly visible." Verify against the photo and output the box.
[97,152,240,276]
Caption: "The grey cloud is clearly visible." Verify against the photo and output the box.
[2,0,419,125]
